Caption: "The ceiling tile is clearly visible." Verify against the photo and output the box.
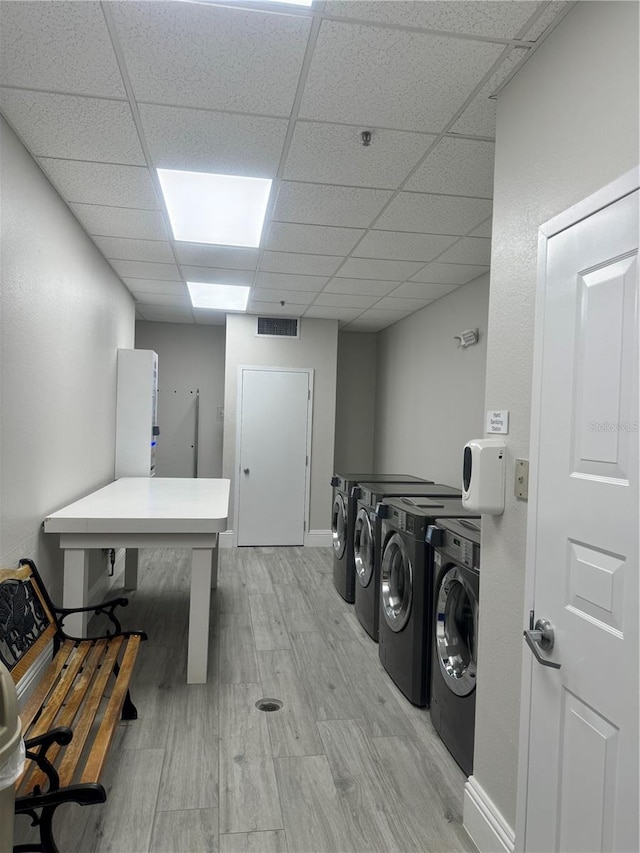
[304,306,360,322]
[254,272,329,292]
[283,121,434,189]
[110,260,181,281]
[340,318,387,332]
[0,1,125,97]
[436,237,491,265]
[325,278,399,297]
[376,193,492,235]
[139,104,288,177]
[338,257,424,281]
[110,1,311,115]
[312,292,379,309]
[375,296,432,312]
[325,1,543,39]
[274,182,393,228]
[410,262,489,285]
[266,222,365,256]
[299,20,505,132]
[248,302,302,317]
[132,290,189,307]
[352,231,457,262]
[523,2,571,41]
[405,137,495,198]
[390,281,460,300]
[93,236,174,264]
[0,91,145,165]
[250,288,315,306]
[451,47,529,137]
[135,305,194,323]
[71,204,168,241]
[348,308,414,327]
[260,251,344,277]
[174,244,259,271]
[181,266,254,287]
[39,159,159,208]
[469,218,493,239]
[123,279,187,296]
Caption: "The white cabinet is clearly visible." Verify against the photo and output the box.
[115,349,159,477]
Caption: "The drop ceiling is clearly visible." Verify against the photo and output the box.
[0,0,573,331]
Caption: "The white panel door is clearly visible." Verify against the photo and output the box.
[237,368,311,546]
[523,186,638,852]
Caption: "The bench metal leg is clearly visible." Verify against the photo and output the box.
[121,688,138,720]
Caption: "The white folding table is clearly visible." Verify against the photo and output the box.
[43,477,229,684]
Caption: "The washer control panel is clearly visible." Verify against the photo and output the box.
[443,530,474,569]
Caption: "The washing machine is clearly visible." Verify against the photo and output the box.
[427,517,481,777]
[331,473,426,603]
[353,482,460,641]
[377,497,479,707]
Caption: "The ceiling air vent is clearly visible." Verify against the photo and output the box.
[256,317,299,338]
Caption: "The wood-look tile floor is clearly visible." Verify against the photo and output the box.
[14,547,476,853]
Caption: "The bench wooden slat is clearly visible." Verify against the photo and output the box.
[56,637,125,788]
[21,639,115,795]
[80,635,142,785]
[19,638,76,734]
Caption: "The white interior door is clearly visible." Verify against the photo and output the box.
[155,388,198,477]
[521,179,638,852]
[237,367,311,546]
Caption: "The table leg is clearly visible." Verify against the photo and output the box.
[124,548,139,589]
[211,534,219,590]
[188,548,212,684]
[63,549,89,637]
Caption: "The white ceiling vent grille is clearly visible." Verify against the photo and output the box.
[256,317,299,339]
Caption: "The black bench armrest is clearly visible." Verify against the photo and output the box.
[54,596,130,637]
[23,726,73,794]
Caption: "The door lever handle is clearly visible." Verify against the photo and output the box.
[524,619,561,669]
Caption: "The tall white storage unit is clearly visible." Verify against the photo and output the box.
[115,349,159,478]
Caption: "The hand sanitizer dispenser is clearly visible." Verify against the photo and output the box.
[462,439,506,515]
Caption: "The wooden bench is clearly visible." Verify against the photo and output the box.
[0,558,146,853]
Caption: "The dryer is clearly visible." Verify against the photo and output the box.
[377,497,479,706]
[427,517,481,777]
[330,473,426,603]
[353,482,460,641]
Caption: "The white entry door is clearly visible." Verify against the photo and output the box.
[521,176,638,852]
[236,367,311,546]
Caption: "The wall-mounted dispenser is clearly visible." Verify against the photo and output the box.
[462,438,506,515]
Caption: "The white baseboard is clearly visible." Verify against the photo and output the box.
[15,643,53,710]
[304,529,332,547]
[219,530,236,548]
[464,776,516,853]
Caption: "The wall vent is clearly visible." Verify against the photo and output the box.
[256,316,299,338]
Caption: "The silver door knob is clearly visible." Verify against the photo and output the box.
[524,619,561,669]
[243,468,250,474]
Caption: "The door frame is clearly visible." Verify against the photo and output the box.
[233,364,314,548]
[515,165,639,851]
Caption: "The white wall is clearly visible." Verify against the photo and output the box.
[473,0,639,838]
[222,314,338,533]
[0,117,135,599]
[135,321,226,477]
[374,274,490,487]
[333,331,377,473]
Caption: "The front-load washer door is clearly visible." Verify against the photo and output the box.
[354,508,375,588]
[380,532,412,632]
[435,565,478,697]
[332,493,347,558]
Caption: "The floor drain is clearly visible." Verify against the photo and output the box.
[255,698,283,712]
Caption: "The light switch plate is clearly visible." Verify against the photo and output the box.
[515,459,529,500]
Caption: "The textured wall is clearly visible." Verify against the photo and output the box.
[474,0,639,832]
[374,275,490,487]
[135,321,226,477]
[333,331,377,474]
[222,314,338,533]
[0,117,135,599]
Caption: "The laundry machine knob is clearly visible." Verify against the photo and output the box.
[426,525,445,546]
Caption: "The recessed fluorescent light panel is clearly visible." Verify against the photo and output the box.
[187,281,250,312]
[157,169,272,248]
